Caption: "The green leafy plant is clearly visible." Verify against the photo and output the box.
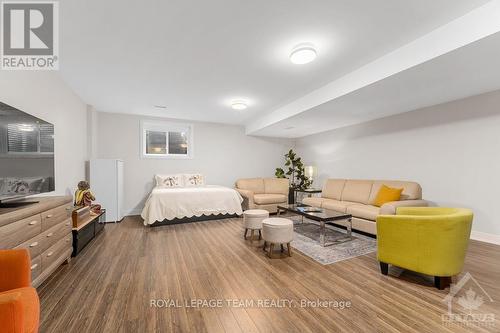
[275,149,312,190]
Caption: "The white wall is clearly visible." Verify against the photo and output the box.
[295,90,500,243]
[95,112,292,215]
[0,71,88,197]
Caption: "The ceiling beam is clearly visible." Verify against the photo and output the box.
[245,0,500,135]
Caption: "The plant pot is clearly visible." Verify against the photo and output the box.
[288,187,295,204]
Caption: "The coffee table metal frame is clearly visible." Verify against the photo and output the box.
[277,204,353,247]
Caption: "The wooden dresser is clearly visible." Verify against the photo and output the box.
[0,196,73,287]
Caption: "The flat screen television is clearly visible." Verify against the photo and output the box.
[0,101,55,204]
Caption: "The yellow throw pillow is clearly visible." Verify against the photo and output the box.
[374,185,403,207]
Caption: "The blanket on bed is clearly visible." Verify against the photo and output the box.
[141,185,243,225]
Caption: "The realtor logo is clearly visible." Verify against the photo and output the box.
[442,272,495,328]
[1,1,59,70]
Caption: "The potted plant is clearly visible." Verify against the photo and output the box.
[275,149,313,203]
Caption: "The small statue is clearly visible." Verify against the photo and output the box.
[74,181,101,214]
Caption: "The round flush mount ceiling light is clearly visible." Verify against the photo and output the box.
[289,43,317,64]
[231,100,248,110]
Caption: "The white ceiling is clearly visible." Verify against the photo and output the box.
[59,0,494,136]
[252,32,500,138]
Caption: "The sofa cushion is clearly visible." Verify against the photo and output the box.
[347,204,380,221]
[254,194,287,205]
[302,197,328,208]
[155,174,183,188]
[321,179,346,200]
[373,185,403,207]
[341,180,373,204]
[322,200,359,213]
[351,218,377,235]
[368,180,422,204]
[264,178,289,195]
[236,178,265,194]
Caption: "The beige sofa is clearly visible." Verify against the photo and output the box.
[302,179,428,235]
[235,178,289,213]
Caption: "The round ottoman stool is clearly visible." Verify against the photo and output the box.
[243,209,269,241]
[262,218,293,258]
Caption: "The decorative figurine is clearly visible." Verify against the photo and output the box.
[74,180,101,214]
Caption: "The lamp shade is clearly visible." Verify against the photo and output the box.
[304,166,317,179]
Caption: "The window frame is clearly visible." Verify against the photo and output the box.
[140,120,194,159]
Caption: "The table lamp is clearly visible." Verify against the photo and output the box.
[304,166,317,187]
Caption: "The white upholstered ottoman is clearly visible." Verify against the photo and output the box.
[262,218,293,258]
[243,209,269,241]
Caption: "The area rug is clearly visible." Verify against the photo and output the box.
[290,217,377,265]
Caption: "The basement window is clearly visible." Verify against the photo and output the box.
[141,121,193,159]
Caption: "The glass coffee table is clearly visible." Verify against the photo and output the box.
[277,204,353,247]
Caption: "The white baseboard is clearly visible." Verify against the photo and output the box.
[470,231,500,245]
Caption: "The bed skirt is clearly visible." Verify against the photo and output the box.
[149,213,240,227]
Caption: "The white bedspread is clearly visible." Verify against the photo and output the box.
[141,185,243,225]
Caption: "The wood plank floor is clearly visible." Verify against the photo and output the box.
[38,216,500,333]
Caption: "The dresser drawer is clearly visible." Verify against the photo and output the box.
[0,214,42,248]
[30,256,42,281]
[39,218,72,253]
[15,233,44,258]
[41,235,72,271]
[41,204,72,231]
[55,218,72,241]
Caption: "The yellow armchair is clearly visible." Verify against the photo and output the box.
[376,207,473,289]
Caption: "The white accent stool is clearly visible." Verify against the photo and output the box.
[262,218,293,258]
[243,209,269,241]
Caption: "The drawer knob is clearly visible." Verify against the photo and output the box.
[46,233,53,237]
[29,221,38,225]
[29,242,38,248]
[31,263,38,270]
[46,214,53,218]
[47,252,54,257]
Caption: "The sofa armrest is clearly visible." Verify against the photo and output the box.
[379,200,428,215]
[0,250,31,292]
[0,291,24,333]
[235,189,255,210]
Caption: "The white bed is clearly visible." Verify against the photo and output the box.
[141,185,243,225]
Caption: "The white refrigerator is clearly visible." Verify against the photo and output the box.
[90,159,124,222]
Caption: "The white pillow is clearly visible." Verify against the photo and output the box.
[155,174,183,188]
[184,174,205,187]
